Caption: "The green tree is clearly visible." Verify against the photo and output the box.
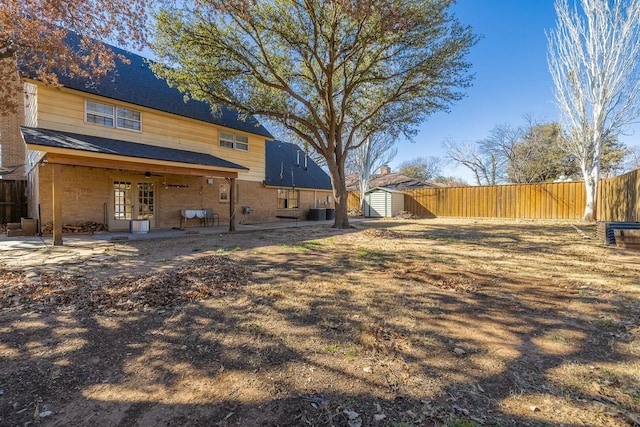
[151,0,477,228]
[431,175,468,187]
[398,156,442,181]
[508,120,577,183]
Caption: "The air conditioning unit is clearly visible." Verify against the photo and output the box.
[597,221,640,244]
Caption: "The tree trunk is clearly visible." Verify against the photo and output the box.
[581,162,599,222]
[333,178,351,228]
[326,158,351,229]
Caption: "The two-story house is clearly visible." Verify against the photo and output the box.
[5,42,333,244]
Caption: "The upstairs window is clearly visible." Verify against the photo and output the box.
[219,131,248,151]
[86,100,141,131]
[86,100,114,127]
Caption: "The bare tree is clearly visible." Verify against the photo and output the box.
[478,123,520,182]
[444,138,502,186]
[547,0,640,220]
[346,133,397,207]
[626,145,640,171]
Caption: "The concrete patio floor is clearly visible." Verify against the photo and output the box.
[0,217,367,252]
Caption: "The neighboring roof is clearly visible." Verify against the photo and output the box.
[365,186,405,194]
[346,172,440,191]
[20,35,273,139]
[264,141,332,190]
[21,126,249,171]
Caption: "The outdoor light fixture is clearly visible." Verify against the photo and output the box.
[144,171,151,178]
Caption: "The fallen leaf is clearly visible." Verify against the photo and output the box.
[343,409,359,419]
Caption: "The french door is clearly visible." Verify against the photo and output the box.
[109,180,156,231]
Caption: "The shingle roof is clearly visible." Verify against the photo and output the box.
[21,126,249,171]
[21,35,273,139]
[264,141,332,190]
[346,172,440,191]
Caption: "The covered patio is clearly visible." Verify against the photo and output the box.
[21,127,247,246]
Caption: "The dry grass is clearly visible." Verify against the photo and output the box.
[1,217,639,426]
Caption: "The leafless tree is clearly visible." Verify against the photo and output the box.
[547,0,640,220]
[627,145,640,171]
[346,133,397,206]
[444,138,502,186]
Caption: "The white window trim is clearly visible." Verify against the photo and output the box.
[219,131,249,151]
[85,99,142,132]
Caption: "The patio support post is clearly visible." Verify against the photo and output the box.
[228,177,236,232]
[52,164,63,246]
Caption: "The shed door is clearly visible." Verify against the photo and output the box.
[369,191,387,217]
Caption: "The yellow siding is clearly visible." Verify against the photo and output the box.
[32,83,266,182]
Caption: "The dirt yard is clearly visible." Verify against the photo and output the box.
[1,218,639,426]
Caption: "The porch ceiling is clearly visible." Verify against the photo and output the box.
[20,126,247,178]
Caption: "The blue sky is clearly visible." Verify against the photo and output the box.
[388,0,638,181]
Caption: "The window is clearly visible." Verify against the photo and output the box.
[219,183,239,202]
[219,131,248,151]
[86,100,114,127]
[137,182,155,219]
[113,181,133,220]
[117,107,141,131]
[277,188,299,209]
[219,184,229,202]
[86,100,141,131]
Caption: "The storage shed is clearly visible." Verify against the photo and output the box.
[363,187,405,218]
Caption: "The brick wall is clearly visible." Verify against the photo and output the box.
[36,164,334,230]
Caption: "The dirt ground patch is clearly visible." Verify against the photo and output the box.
[1,218,639,426]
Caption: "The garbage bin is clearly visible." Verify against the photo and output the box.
[130,219,150,234]
[325,208,335,220]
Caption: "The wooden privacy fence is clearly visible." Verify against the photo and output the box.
[347,192,361,212]
[348,181,588,220]
[404,181,587,219]
[0,180,27,223]
[348,172,640,222]
[597,169,640,222]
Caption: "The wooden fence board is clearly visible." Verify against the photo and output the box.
[0,180,27,224]
[597,169,640,222]
[348,171,638,222]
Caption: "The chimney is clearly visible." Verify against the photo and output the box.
[379,165,391,175]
